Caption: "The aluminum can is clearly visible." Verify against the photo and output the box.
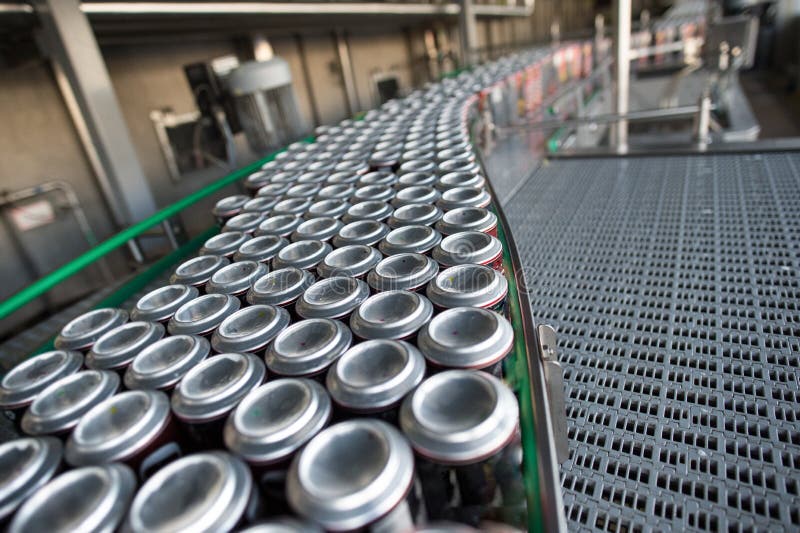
[317,183,356,201]
[272,198,312,217]
[426,264,508,313]
[436,172,486,191]
[170,255,230,289]
[333,220,390,248]
[246,267,314,309]
[436,187,491,211]
[392,186,441,207]
[85,321,165,374]
[167,293,240,337]
[398,159,436,176]
[256,214,303,239]
[234,235,288,264]
[244,170,274,194]
[200,231,252,257]
[256,182,290,198]
[431,231,503,272]
[434,207,497,238]
[379,225,442,256]
[387,204,443,229]
[285,183,321,199]
[54,308,128,352]
[265,318,351,379]
[272,240,331,271]
[295,277,370,320]
[242,196,280,215]
[211,305,291,354]
[317,245,382,279]
[367,253,438,292]
[131,284,199,323]
[124,335,210,392]
[325,171,361,185]
[354,184,396,203]
[290,217,343,243]
[306,199,350,219]
[239,518,322,532]
[222,212,267,235]
[396,171,438,188]
[212,194,250,225]
[349,291,433,342]
[205,260,268,299]
[357,170,398,187]
[0,437,62,523]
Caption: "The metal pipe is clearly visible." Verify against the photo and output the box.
[614,0,631,152]
[80,2,460,15]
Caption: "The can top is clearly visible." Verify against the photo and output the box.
[417,307,513,369]
[387,203,443,229]
[170,254,230,287]
[391,185,441,207]
[200,231,251,257]
[286,183,321,199]
[0,350,83,410]
[334,159,369,175]
[291,217,343,242]
[434,206,497,236]
[326,339,425,412]
[437,158,480,176]
[426,264,508,310]
[273,240,332,271]
[317,183,356,201]
[400,370,518,465]
[333,220,390,248]
[436,171,486,191]
[256,214,303,238]
[212,194,250,219]
[9,463,136,533]
[211,305,291,354]
[432,231,502,267]
[222,212,266,234]
[206,261,268,296]
[366,252,439,292]
[396,171,438,188]
[307,199,350,219]
[168,293,241,336]
[125,452,252,533]
[317,245,382,279]
[436,186,491,211]
[246,267,314,307]
[0,437,63,521]
[295,277,370,320]
[131,284,199,323]
[273,198,312,217]
[325,171,360,185]
[54,308,129,351]
[379,225,442,256]
[242,196,280,215]
[172,353,266,423]
[265,319,351,377]
[86,321,165,371]
[234,234,288,263]
[256,182,290,198]
[349,290,433,341]
[343,201,394,223]
[415,524,479,533]
[357,170,397,187]
[398,159,436,176]
[66,390,171,466]
[239,518,322,533]
[287,419,414,531]
[224,378,331,465]
[244,169,273,190]
[354,184,396,203]
[124,335,210,391]
[21,370,120,436]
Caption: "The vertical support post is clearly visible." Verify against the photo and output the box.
[458,0,478,67]
[294,34,321,128]
[614,0,631,153]
[334,30,360,116]
[33,0,156,226]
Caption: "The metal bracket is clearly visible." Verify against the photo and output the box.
[538,324,569,463]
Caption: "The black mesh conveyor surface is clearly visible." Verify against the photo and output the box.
[502,152,800,532]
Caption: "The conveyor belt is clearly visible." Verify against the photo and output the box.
[502,152,800,531]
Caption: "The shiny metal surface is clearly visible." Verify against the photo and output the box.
[357,171,397,187]
[265,319,351,377]
[332,220,390,248]
[212,194,250,221]
[386,203,443,229]
[417,307,513,370]
[306,199,349,219]
[233,235,287,264]
[85,321,165,372]
[205,261,268,296]
[391,185,441,207]
[290,217,342,243]
[434,207,497,236]
[124,335,210,391]
[379,225,442,256]
[436,172,486,190]
[349,290,433,341]
[295,277,370,320]
[317,183,356,201]
[256,215,303,238]
[436,186,491,211]
[316,245,382,279]
[397,171,438,188]
[171,353,266,423]
[222,212,267,234]
[224,379,331,465]
[399,370,518,464]
[431,231,502,267]
[168,294,241,336]
[0,350,83,410]
[199,231,251,257]
[239,518,322,532]
[342,201,394,223]
[272,240,331,271]
[170,255,230,288]
[326,340,425,412]
[366,253,439,292]
[426,264,507,310]
[54,308,129,351]
[131,284,200,323]
[246,267,315,307]
[0,437,62,521]
[22,370,120,436]
[211,305,290,353]
[287,419,414,531]
[8,464,136,533]
[272,198,312,217]
[354,184,396,203]
[242,196,280,215]
[66,390,171,466]
[126,452,253,533]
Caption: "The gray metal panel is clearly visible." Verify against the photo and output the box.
[502,152,800,531]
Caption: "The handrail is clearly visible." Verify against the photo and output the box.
[0,142,300,321]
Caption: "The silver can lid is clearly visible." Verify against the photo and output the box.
[9,463,136,533]
[168,293,241,336]
[436,147,475,164]
[272,198,312,217]
[242,196,280,215]
[172,353,266,423]
[286,183,321,199]
[317,183,356,201]
[273,240,332,271]
[131,284,199,323]
[326,340,425,412]
[379,225,442,256]
[54,308,129,351]
[357,170,397,187]
[123,335,210,391]
[391,185,441,207]
[0,350,83,410]
[0,437,62,521]
[86,321,165,372]
[432,230,502,267]
[400,148,435,163]
[244,170,274,191]
[222,212,267,234]
[342,201,394,223]
[349,291,433,341]
[417,307,513,370]
[437,159,480,176]
[246,267,314,307]
[437,171,486,190]
[256,182,290,197]
[306,199,350,219]
[400,370,518,464]
[436,186,491,211]
[265,319,352,377]
[290,217,343,243]
[200,231,251,257]
[366,253,439,292]
[396,171,438,188]
[334,159,369,175]
[205,260,268,296]
[295,277,370,320]
[170,255,230,287]
[325,171,360,185]
[354,184,396,203]
[387,203,443,229]
[224,379,331,465]
[21,370,120,436]
[66,390,171,466]
[233,235,288,263]
[368,150,400,169]
[426,264,508,310]
[270,170,302,184]
[398,159,436,175]
[126,452,253,533]
[256,214,303,238]
[212,194,250,219]
[287,419,414,531]
[434,206,497,236]
[211,305,291,354]
[239,518,322,532]
[317,245,382,279]
[333,220,391,248]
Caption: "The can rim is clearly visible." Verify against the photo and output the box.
[366,253,439,292]
[317,245,382,279]
[0,436,63,521]
[256,214,303,238]
[349,290,433,341]
[431,230,502,267]
[170,255,230,287]
[246,267,315,307]
[211,305,291,354]
[0,350,84,409]
[273,240,332,271]
[379,225,442,256]
[124,335,210,391]
[168,293,241,336]
[54,308,129,351]
[132,284,199,323]
[333,220,390,248]
[265,318,352,377]
[85,321,165,371]
[233,235,287,263]
[295,277,370,320]
[426,264,508,310]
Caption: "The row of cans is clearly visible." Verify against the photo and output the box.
[0,44,561,532]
